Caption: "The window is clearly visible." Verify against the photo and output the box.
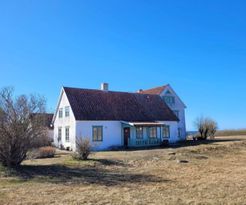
[59,108,63,118]
[65,106,70,117]
[163,125,170,138]
[58,127,62,141]
[163,96,175,106]
[174,110,179,118]
[65,127,70,142]
[166,90,172,94]
[148,127,157,138]
[136,127,143,139]
[92,126,103,141]
[178,128,182,138]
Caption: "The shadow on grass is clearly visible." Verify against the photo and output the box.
[10,164,169,186]
[88,158,126,167]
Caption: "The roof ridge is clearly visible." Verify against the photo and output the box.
[139,84,169,95]
[63,86,159,96]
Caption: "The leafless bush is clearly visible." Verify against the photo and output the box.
[27,146,56,159]
[194,116,218,140]
[0,87,47,167]
[32,131,53,148]
[73,137,92,160]
[37,146,56,158]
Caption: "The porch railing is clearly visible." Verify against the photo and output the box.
[128,138,161,147]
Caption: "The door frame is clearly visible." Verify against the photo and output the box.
[123,127,130,147]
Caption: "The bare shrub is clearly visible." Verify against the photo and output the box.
[73,137,92,160]
[37,146,56,158]
[32,131,53,148]
[0,87,47,167]
[27,146,56,159]
[194,116,218,140]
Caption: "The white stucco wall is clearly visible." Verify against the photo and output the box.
[75,120,178,150]
[158,121,179,143]
[160,85,187,141]
[53,90,76,151]
[76,121,122,150]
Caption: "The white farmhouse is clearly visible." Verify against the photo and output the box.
[52,83,186,151]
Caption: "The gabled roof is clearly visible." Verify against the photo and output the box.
[139,85,168,95]
[139,84,187,108]
[63,87,178,122]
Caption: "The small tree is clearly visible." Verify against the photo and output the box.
[0,87,47,167]
[194,116,218,140]
[73,137,92,160]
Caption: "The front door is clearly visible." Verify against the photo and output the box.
[124,127,130,146]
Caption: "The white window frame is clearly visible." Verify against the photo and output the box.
[136,127,143,139]
[163,96,175,106]
[65,127,70,142]
[58,108,63,118]
[163,125,170,138]
[58,127,62,141]
[92,126,103,142]
[148,127,157,138]
[65,106,70,117]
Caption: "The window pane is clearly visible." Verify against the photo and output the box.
[98,127,102,140]
[65,106,70,117]
[136,127,143,139]
[163,125,170,138]
[149,127,157,138]
[59,108,63,118]
[92,126,103,141]
[164,96,175,106]
[58,127,62,141]
[93,127,97,141]
[65,127,69,142]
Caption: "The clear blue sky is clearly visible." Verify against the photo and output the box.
[0,0,246,130]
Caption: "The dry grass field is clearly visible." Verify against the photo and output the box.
[0,136,246,205]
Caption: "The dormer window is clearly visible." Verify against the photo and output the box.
[163,96,175,106]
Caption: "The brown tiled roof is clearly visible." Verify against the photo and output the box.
[63,87,178,122]
[139,85,168,95]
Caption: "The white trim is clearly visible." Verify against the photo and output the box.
[52,87,76,123]
[52,88,65,124]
